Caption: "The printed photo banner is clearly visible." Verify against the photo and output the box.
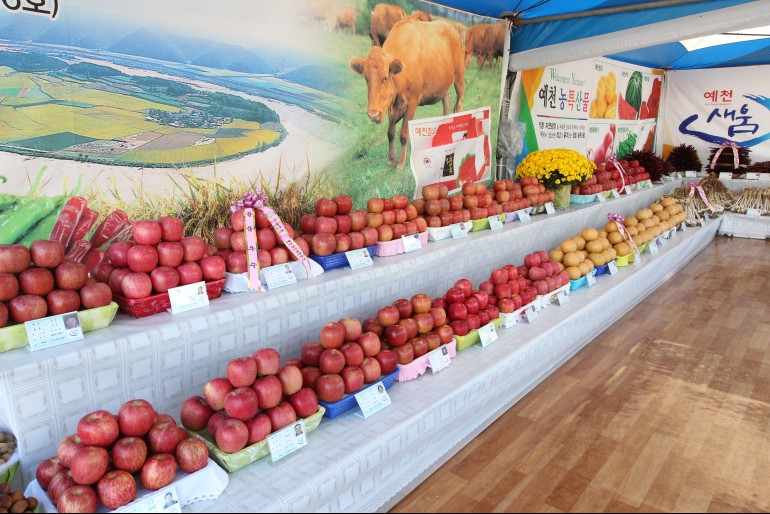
[664,66,770,164]
[408,106,492,198]
[516,57,662,169]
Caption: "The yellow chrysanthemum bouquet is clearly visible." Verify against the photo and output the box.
[515,149,596,191]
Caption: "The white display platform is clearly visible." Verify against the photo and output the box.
[179,220,719,513]
[718,212,770,239]
[0,183,676,484]
[718,176,770,194]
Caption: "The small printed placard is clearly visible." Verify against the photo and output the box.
[488,215,503,230]
[611,189,621,199]
[345,249,374,270]
[648,240,659,254]
[544,202,556,215]
[450,223,467,239]
[116,486,182,513]
[632,251,642,266]
[680,222,687,232]
[746,172,761,180]
[596,193,606,203]
[267,419,308,463]
[523,305,539,323]
[26,312,84,352]
[685,170,697,178]
[517,209,531,222]
[586,271,596,287]
[760,173,770,181]
[556,290,570,306]
[661,175,673,183]
[427,345,452,374]
[262,264,298,290]
[658,235,668,247]
[719,172,733,180]
[746,208,762,218]
[355,382,391,418]
[501,311,519,328]
[478,322,498,348]
[624,185,634,195]
[168,281,209,315]
[402,233,422,253]
[700,215,709,226]
[608,260,619,275]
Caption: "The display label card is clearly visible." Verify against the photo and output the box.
[501,311,519,328]
[719,172,732,180]
[345,249,373,270]
[517,209,531,222]
[168,282,209,315]
[661,175,673,183]
[596,193,606,203]
[427,346,452,374]
[116,486,181,513]
[746,172,760,180]
[760,173,770,181]
[267,419,307,462]
[488,215,503,230]
[658,235,668,247]
[608,260,619,275]
[624,185,634,195]
[556,290,570,306]
[26,312,83,352]
[478,322,498,348]
[637,180,648,189]
[648,240,658,254]
[680,222,687,232]
[524,305,539,323]
[450,223,467,239]
[746,208,762,218]
[262,264,298,290]
[685,170,697,178]
[700,215,708,226]
[402,233,422,253]
[544,202,556,215]
[611,189,621,199]
[586,271,596,287]
[355,382,391,418]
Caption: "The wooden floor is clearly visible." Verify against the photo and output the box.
[392,236,770,513]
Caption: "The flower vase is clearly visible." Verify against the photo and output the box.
[553,185,571,210]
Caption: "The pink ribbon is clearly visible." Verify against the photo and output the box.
[688,182,717,213]
[608,213,640,257]
[710,142,739,170]
[230,191,312,282]
[607,155,628,192]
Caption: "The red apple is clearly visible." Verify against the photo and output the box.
[277,365,304,396]
[121,272,152,299]
[409,293,431,314]
[200,255,226,281]
[180,236,207,262]
[340,342,364,367]
[140,453,178,490]
[57,485,98,514]
[385,324,408,347]
[46,289,80,315]
[464,296,480,315]
[48,470,76,505]
[29,239,64,268]
[467,314,481,330]
[148,421,184,454]
[334,233,351,253]
[225,386,260,420]
[341,366,364,394]
[284,358,304,369]
[357,332,381,357]
[36,457,66,490]
[367,197,384,213]
[0,273,18,303]
[18,267,53,296]
[177,261,203,286]
[375,350,398,374]
[319,348,346,374]
[252,375,283,409]
[398,317,418,339]
[411,336,428,357]
[332,195,353,214]
[301,366,322,389]
[230,231,247,252]
[335,215,352,234]
[449,319,469,336]
[445,287,465,304]
[97,470,137,510]
[265,402,297,432]
[377,305,400,327]
[256,227,277,251]
[338,317,362,341]
[311,233,336,256]
[413,312,435,334]
[132,220,162,245]
[393,298,413,319]
[301,342,324,367]
[289,388,319,418]
[424,332,441,351]
[71,445,109,485]
[118,399,155,437]
[56,434,83,467]
[269,247,290,265]
[361,227,379,247]
[150,266,179,294]
[362,318,384,337]
[429,307,447,327]
[206,411,228,440]
[394,343,414,364]
[316,198,338,217]
[227,356,258,387]
[204,377,234,411]
[79,282,112,309]
[358,357,381,383]
[157,216,184,242]
[320,321,346,349]
[77,410,118,448]
[8,294,47,323]
[111,436,148,475]
[315,374,345,402]
[349,210,367,232]
[246,413,272,445]
[55,261,88,290]
[226,251,247,274]
[213,227,234,250]
[180,396,214,432]
[447,302,468,320]
[253,347,281,376]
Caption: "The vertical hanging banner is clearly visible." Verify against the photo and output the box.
[516,58,662,168]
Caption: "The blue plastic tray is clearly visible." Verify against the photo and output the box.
[594,263,610,276]
[317,369,399,418]
[310,245,377,271]
[569,275,588,291]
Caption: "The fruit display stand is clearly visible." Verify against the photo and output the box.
[0,182,682,503]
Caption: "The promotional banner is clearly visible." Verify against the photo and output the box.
[665,66,770,166]
[517,58,662,168]
[408,106,491,197]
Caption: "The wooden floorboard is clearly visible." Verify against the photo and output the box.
[391,236,770,513]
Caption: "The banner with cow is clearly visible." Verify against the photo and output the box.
[515,57,662,169]
[0,0,504,226]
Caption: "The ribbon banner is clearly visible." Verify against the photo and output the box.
[230,191,312,289]
[687,182,717,213]
[608,213,640,257]
[608,155,628,192]
[710,142,739,170]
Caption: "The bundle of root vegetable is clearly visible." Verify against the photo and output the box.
[673,182,725,221]
[700,175,735,209]
[729,187,770,215]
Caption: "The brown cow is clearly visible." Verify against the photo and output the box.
[350,19,465,169]
[465,23,488,68]
[335,5,356,34]
[410,10,432,22]
[369,3,406,46]
[476,22,506,71]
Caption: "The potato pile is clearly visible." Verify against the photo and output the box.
[0,484,37,514]
[549,228,618,281]
[0,432,15,467]
[608,197,686,255]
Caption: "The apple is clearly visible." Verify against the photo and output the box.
[394,343,414,364]
[478,310,490,326]
[56,434,83,467]
[226,356,258,387]
[319,348,346,374]
[121,272,152,299]
[277,365,303,396]
[398,317,418,339]
[200,255,226,281]
[156,216,184,242]
[179,236,206,262]
[57,484,98,513]
[316,198,338,217]
[375,350,398,374]
[270,247,290,265]
[349,210,367,231]
[292,237,311,258]
[377,305,401,327]
[284,358,304,369]
[447,302,468,320]
[411,336,428,357]
[320,321,346,349]
[301,366,322,389]
[357,357,380,384]
[339,342,365,367]
[230,231,247,252]
[356,332,380,357]
[203,377,234,411]
[301,342,324,367]
[0,302,6,328]
[253,347,281,376]
[413,312,435,334]
[8,294,47,323]
[246,413,272,444]
[311,233,336,256]
[256,227,277,251]
[0,273,19,302]
[132,220,162,246]
[48,470,76,505]
[338,317,362,341]
[70,445,109,485]
[436,324,454,344]
[424,332,442,351]
[118,399,155,437]
[180,396,214,432]
[226,251,248,274]
[429,307,447,327]
[225,386,260,420]
[140,453,178,490]
[46,289,80,315]
[464,296,480,315]
[252,375,283,409]
[334,215,352,234]
[445,287,465,304]
[97,470,137,510]
[36,457,66,490]
[125,244,157,273]
[362,318,384,337]
[213,227,234,250]
[348,232,365,251]
[28,243,66,276]
[148,421,184,454]
[340,366,364,394]
[150,266,179,294]
[467,314,481,330]
[77,410,119,448]
[392,298,412,319]
[361,227,379,247]
[55,261,88,290]
[177,261,203,286]
[79,282,112,309]
[315,374,345,402]
[111,436,148,474]
[334,233,351,253]
[299,214,317,234]
[107,241,133,268]
[266,401,297,431]
[107,268,130,295]
[384,324,408,347]
[288,388,319,419]
[449,319,469,336]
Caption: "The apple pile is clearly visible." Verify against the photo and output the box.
[549,229,615,281]
[93,217,226,300]
[520,177,554,207]
[437,278,500,337]
[299,195,374,256]
[0,241,112,328]
[361,194,427,243]
[36,400,208,512]
[214,208,308,275]
[576,160,650,194]
[181,348,320,454]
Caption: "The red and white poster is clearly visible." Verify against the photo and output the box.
[408,107,492,198]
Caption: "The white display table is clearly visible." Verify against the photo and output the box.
[718,212,770,239]
[717,176,770,194]
[0,183,676,486]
